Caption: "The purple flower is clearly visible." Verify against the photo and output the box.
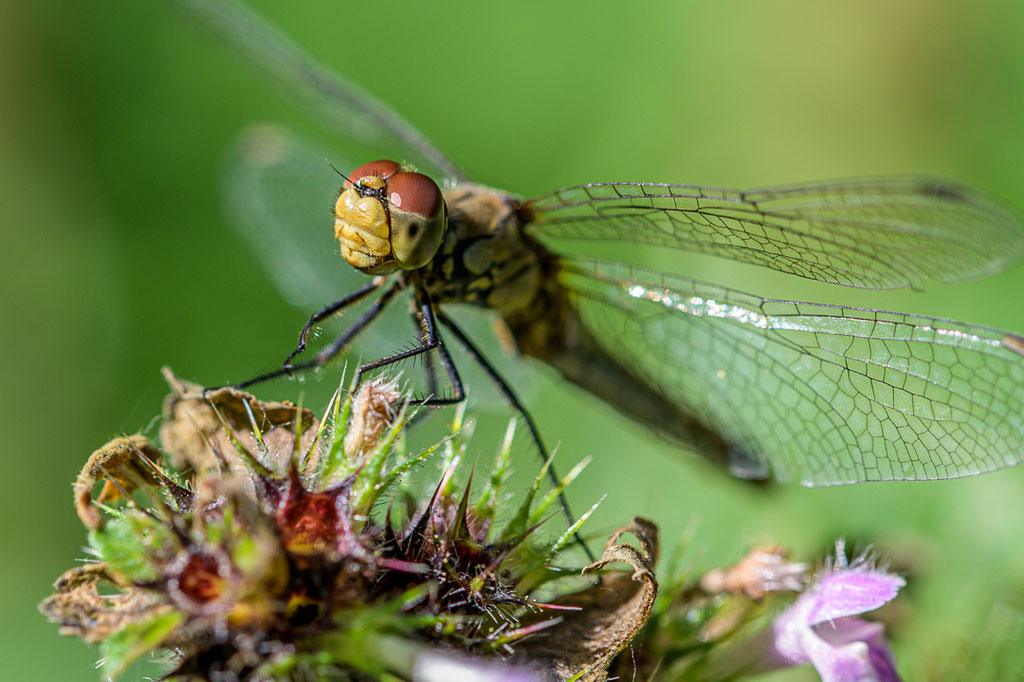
[767,542,904,682]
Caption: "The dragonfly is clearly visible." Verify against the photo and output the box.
[177,0,1024,491]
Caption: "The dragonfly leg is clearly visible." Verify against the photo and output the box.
[224,281,402,392]
[403,306,470,441]
[283,277,386,371]
[400,307,446,432]
[428,324,465,405]
[412,303,440,400]
[436,311,595,562]
[356,292,465,406]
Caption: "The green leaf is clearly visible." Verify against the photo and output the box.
[100,609,184,681]
[90,513,178,582]
[530,456,593,527]
[549,494,605,557]
[474,418,516,527]
[505,447,559,538]
[376,438,448,496]
[320,389,355,484]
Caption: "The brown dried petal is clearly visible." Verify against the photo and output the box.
[516,516,659,682]
[74,435,164,530]
[39,563,170,643]
[700,545,807,599]
[160,367,317,474]
[600,516,659,566]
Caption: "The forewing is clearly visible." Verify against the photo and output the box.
[224,125,367,308]
[560,259,1024,485]
[529,178,1024,290]
[223,124,409,357]
[169,0,464,182]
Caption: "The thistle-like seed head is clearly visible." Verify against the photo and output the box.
[40,371,615,680]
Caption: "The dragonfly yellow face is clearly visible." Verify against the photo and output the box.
[334,160,447,273]
[188,0,1024,492]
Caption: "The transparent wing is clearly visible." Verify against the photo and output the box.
[528,178,1024,289]
[560,259,1024,485]
[224,124,370,309]
[169,0,464,182]
[223,124,409,357]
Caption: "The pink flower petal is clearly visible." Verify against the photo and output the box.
[807,570,904,626]
[816,618,900,682]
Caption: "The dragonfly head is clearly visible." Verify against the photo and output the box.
[334,159,447,274]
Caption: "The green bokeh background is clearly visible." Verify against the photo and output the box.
[5,1,1024,679]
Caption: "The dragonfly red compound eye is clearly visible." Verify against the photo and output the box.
[385,172,444,220]
[385,171,446,269]
[346,159,401,188]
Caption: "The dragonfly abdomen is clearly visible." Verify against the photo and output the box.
[506,284,760,477]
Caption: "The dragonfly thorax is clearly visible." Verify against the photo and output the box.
[334,160,447,275]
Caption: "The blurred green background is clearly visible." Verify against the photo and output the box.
[5,0,1024,679]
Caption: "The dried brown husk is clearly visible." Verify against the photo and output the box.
[343,376,402,461]
[38,563,171,644]
[159,367,316,474]
[700,546,806,600]
[516,516,660,682]
[74,435,166,529]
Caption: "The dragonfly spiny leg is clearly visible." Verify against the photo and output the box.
[413,306,440,399]
[225,281,402,392]
[283,278,385,372]
[355,290,464,406]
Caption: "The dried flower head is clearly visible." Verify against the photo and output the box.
[700,546,808,599]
